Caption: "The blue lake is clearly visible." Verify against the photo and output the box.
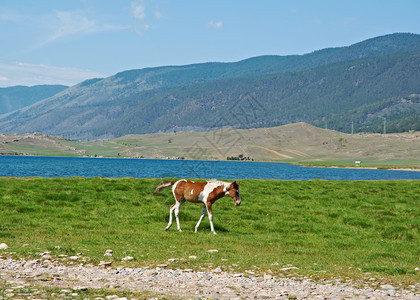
[0,155,419,180]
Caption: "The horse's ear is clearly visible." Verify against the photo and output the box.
[233,181,240,188]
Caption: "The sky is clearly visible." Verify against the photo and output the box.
[1,0,419,87]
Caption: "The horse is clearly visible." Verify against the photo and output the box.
[154,179,241,234]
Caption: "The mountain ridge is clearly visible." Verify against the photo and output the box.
[0,84,68,115]
[0,33,419,140]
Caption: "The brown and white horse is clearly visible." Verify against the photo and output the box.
[155,179,241,234]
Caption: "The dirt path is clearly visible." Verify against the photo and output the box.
[1,256,419,299]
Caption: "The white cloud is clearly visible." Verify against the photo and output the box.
[130,1,165,36]
[208,20,223,29]
[131,1,146,20]
[131,0,152,36]
[0,61,106,87]
[43,10,128,45]
[1,9,128,52]
[45,11,96,43]
[4,10,128,54]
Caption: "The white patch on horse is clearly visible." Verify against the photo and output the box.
[200,180,230,203]
[172,180,182,195]
[198,190,204,201]
[191,189,194,195]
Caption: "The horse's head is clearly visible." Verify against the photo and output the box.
[227,181,241,206]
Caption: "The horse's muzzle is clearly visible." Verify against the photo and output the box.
[235,201,241,206]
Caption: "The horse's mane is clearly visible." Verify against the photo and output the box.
[207,179,230,187]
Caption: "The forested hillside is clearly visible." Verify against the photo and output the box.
[90,51,420,136]
[0,85,68,115]
[0,33,418,139]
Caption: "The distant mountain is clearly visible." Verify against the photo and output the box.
[0,85,68,115]
[97,51,420,136]
[0,33,418,139]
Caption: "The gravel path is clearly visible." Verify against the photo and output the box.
[1,255,419,299]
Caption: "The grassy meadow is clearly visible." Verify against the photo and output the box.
[0,177,419,287]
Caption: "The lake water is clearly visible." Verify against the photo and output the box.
[0,155,419,180]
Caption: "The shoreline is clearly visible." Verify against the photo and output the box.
[304,165,420,172]
[1,153,420,173]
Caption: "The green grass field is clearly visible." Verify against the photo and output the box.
[0,177,419,287]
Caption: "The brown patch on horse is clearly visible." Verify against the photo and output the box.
[207,185,227,205]
[175,180,207,203]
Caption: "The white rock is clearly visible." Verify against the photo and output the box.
[69,256,79,260]
[42,254,52,260]
[207,249,219,253]
[189,255,197,259]
[280,266,299,271]
[99,261,112,267]
[213,266,222,273]
[381,284,395,290]
[121,256,134,261]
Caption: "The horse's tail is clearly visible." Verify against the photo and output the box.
[154,181,175,194]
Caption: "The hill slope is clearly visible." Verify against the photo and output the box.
[0,85,68,115]
[1,123,419,169]
[0,33,419,139]
[101,51,419,135]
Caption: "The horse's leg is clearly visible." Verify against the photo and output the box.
[206,202,216,235]
[195,204,207,232]
[165,203,176,231]
[174,201,183,232]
